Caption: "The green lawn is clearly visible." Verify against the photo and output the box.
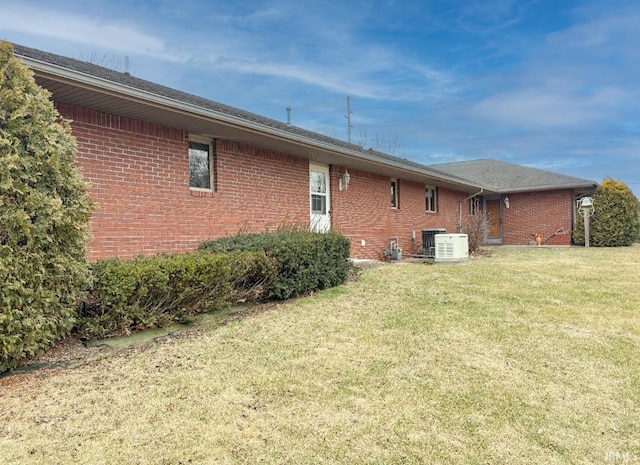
[1,247,639,464]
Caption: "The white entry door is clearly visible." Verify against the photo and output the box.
[309,163,331,232]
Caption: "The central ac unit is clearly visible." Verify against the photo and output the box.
[422,228,446,258]
[434,234,469,263]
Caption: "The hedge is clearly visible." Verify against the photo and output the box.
[76,251,274,339]
[199,231,352,299]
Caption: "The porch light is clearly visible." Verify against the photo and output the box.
[339,169,351,191]
[504,195,510,208]
[580,196,593,208]
[578,196,595,248]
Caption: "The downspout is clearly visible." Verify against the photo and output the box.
[458,189,484,232]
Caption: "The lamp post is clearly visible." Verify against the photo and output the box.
[579,197,594,247]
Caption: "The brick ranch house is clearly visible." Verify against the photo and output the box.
[431,159,597,246]
[13,43,597,261]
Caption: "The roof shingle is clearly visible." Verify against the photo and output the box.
[12,42,476,187]
[11,43,597,194]
[430,159,596,192]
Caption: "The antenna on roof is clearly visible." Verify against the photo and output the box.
[124,56,130,75]
[345,96,353,143]
[286,107,291,126]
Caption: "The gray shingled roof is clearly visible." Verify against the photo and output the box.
[430,159,597,193]
[10,43,598,194]
[12,42,474,187]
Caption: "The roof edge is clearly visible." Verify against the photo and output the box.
[14,43,479,191]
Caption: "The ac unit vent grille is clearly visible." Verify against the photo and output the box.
[422,229,446,257]
[437,241,455,258]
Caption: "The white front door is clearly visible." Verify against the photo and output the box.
[309,163,331,232]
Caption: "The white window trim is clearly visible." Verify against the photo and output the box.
[391,178,399,209]
[188,136,214,192]
[426,185,437,212]
[469,196,479,215]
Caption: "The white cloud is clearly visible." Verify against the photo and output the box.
[196,43,455,102]
[468,85,629,128]
[547,8,640,53]
[451,0,526,34]
[5,0,455,104]
[184,52,406,100]
[0,4,175,60]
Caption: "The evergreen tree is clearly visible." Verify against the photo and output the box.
[0,42,93,372]
[573,179,640,247]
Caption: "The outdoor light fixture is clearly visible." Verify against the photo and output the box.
[339,169,351,191]
[504,195,510,208]
[580,196,593,208]
[578,196,595,247]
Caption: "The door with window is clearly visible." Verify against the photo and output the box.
[309,163,330,232]
[484,197,502,243]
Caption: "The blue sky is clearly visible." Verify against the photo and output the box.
[2,0,639,195]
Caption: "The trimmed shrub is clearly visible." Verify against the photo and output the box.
[77,251,274,339]
[573,179,640,247]
[0,42,93,372]
[199,231,352,299]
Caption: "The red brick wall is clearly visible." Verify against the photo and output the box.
[502,190,574,245]
[57,103,574,261]
[330,168,467,259]
[458,191,575,247]
[330,169,388,259]
[58,103,309,261]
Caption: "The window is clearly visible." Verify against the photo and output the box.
[426,185,437,212]
[391,179,399,208]
[310,170,327,214]
[189,140,213,190]
[469,196,479,215]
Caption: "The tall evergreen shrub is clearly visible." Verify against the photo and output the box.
[573,179,640,247]
[0,42,93,372]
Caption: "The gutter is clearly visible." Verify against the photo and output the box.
[487,184,597,194]
[17,51,480,192]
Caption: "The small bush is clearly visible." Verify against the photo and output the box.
[77,251,274,339]
[1,42,93,372]
[464,211,488,254]
[199,231,352,299]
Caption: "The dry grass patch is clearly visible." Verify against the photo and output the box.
[1,247,639,464]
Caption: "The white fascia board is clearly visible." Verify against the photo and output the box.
[20,55,477,190]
